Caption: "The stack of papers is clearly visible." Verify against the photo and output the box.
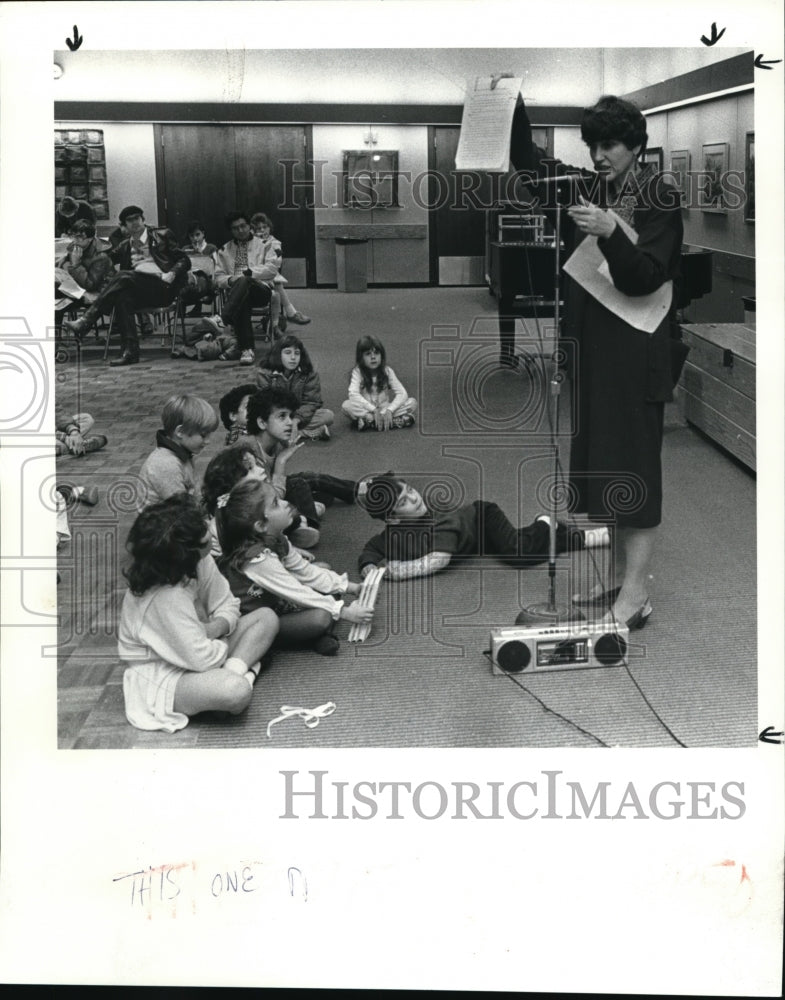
[562,211,673,333]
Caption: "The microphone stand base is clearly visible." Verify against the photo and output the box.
[515,603,586,627]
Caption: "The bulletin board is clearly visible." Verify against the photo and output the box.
[54,128,109,220]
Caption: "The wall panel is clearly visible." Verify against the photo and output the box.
[312,123,429,285]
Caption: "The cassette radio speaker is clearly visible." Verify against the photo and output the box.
[490,622,630,674]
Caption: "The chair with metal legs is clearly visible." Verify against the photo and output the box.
[103,293,186,361]
[216,288,274,346]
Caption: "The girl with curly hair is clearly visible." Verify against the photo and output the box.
[118,493,278,732]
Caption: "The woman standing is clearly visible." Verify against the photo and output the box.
[510,95,683,629]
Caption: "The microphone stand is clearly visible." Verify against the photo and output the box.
[516,182,584,627]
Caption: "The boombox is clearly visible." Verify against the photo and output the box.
[490,621,630,674]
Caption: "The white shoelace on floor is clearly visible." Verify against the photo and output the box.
[266,701,336,738]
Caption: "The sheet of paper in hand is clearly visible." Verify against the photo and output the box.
[454,75,523,172]
[562,211,673,334]
[187,254,215,275]
[54,267,85,301]
[134,260,165,276]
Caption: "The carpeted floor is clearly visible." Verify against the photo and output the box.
[56,286,757,749]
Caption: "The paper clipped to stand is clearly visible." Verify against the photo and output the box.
[454,75,523,172]
[563,210,673,334]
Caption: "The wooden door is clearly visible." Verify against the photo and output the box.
[155,125,237,250]
[156,124,315,286]
[428,126,497,286]
[233,125,313,287]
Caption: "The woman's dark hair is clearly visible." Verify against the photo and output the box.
[354,335,390,394]
[215,477,287,567]
[201,442,260,516]
[580,95,648,155]
[264,334,314,375]
[123,494,207,595]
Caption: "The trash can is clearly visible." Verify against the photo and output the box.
[335,237,368,292]
[742,296,756,326]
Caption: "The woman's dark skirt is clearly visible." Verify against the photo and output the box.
[567,297,668,529]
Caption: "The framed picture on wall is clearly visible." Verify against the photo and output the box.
[643,146,663,172]
[342,149,399,208]
[699,141,729,213]
[744,132,755,223]
[669,150,690,201]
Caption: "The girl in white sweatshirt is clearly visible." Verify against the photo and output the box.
[118,493,278,732]
[215,478,373,656]
[341,335,417,431]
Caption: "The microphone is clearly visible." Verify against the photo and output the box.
[517,174,587,185]
[512,172,600,208]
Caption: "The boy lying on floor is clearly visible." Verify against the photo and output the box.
[355,473,609,580]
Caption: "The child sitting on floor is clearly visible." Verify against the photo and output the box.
[245,387,359,548]
[218,383,257,446]
[201,440,322,557]
[215,478,373,656]
[55,410,108,457]
[138,394,218,509]
[118,493,279,732]
[177,318,239,362]
[355,473,609,580]
[256,335,333,441]
[342,336,417,431]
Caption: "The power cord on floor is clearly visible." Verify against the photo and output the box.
[482,649,609,746]
[622,665,688,747]
[483,647,688,748]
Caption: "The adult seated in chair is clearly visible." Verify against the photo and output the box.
[55,219,115,331]
[106,215,152,337]
[212,211,276,366]
[55,195,96,238]
[63,205,191,367]
[180,219,219,318]
[251,212,311,334]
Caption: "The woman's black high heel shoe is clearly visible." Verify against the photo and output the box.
[623,599,653,630]
[602,597,652,631]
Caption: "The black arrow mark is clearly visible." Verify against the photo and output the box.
[754,54,782,70]
[700,23,726,46]
[66,25,83,51]
[758,726,785,745]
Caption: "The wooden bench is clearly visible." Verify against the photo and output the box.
[679,322,756,471]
